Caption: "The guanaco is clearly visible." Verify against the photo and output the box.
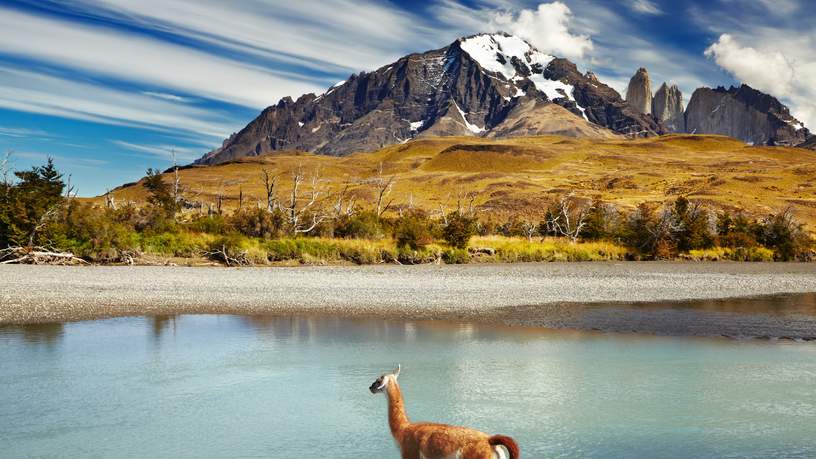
[369,365,520,459]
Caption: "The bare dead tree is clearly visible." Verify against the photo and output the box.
[261,168,279,212]
[285,165,329,233]
[1,149,12,187]
[455,189,477,217]
[372,162,396,218]
[521,220,538,242]
[215,183,224,215]
[104,188,117,210]
[547,194,593,243]
[171,147,182,208]
[238,187,244,210]
[333,182,356,218]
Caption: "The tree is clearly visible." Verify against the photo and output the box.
[756,207,812,261]
[544,194,593,242]
[672,196,713,252]
[371,162,396,218]
[143,168,176,217]
[580,200,621,241]
[0,157,67,247]
[284,165,330,234]
[442,212,476,249]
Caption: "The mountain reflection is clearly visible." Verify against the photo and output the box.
[235,314,539,345]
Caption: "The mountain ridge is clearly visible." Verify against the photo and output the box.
[197,33,814,165]
[197,33,660,165]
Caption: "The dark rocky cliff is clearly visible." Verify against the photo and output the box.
[685,84,809,146]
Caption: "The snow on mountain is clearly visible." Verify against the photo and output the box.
[460,33,584,116]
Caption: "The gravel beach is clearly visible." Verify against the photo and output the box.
[2,262,816,338]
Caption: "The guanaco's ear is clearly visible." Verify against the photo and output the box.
[393,364,401,380]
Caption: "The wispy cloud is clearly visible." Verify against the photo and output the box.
[0,5,324,109]
[39,0,442,74]
[112,140,201,161]
[15,151,108,167]
[0,66,239,139]
[142,91,192,103]
[0,126,51,138]
[628,0,663,15]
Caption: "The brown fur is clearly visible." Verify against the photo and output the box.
[381,375,519,459]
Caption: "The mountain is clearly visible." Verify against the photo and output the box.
[197,33,660,165]
[685,84,810,147]
[625,68,652,115]
[652,83,684,133]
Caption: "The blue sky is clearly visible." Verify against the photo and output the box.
[0,0,813,196]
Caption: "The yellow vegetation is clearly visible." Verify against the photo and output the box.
[101,134,816,228]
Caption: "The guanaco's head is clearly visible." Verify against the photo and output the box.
[369,364,401,394]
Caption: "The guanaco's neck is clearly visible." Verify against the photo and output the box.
[385,379,410,438]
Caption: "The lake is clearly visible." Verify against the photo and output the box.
[2,315,815,458]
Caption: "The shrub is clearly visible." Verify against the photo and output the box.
[394,211,434,250]
[60,204,139,261]
[672,197,714,251]
[755,208,813,261]
[441,247,469,264]
[442,212,476,249]
[228,207,287,238]
[334,211,384,239]
[187,214,228,234]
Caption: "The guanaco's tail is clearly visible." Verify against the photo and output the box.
[488,434,519,459]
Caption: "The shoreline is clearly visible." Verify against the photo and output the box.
[2,262,816,339]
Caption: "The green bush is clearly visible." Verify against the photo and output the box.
[441,248,469,264]
[187,214,228,234]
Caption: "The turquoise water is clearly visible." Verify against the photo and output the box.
[1,315,815,458]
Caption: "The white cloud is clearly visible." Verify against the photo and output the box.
[629,0,663,15]
[704,33,816,128]
[704,34,794,96]
[0,6,323,109]
[490,2,593,59]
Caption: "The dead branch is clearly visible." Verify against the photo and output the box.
[0,246,88,265]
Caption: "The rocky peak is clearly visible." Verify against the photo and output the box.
[652,82,684,132]
[625,67,653,114]
[685,84,809,146]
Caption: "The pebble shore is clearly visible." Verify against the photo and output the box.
[2,262,816,338]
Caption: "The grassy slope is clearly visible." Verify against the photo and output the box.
[104,134,816,228]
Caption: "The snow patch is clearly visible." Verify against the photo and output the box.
[529,75,576,104]
[298,121,304,128]
[409,120,425,131]
[453,102,485,134]
[459,34,554,81]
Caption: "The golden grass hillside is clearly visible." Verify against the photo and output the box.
[103,134,816,228]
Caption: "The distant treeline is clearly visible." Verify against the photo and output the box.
[0,158,813,265]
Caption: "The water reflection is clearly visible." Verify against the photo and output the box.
[0,322,64,349]
[236,314,545,346]
[150,314,178,343]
